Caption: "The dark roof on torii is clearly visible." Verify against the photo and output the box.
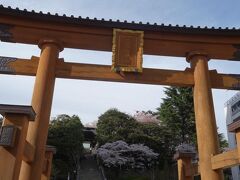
[0,5,240,36]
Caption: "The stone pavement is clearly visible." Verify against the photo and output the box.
[79,154,103,180]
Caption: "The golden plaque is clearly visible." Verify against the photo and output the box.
[112,29,144,72]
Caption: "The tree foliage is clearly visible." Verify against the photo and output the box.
[96,108,138,145]
[157,87,196,145]
[129,122,173,162]
[157,87,228,154]
[132,111,176,160]
[47,114,84,179]
[218,132,228,150]
[96,109,168,163]
[96,87,228,166]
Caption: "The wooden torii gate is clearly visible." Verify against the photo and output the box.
[0,5,240,180]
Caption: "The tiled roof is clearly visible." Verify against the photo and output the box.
[1,5,240,35]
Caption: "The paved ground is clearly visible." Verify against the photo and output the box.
[79,154,103,180]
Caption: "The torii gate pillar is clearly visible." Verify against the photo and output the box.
[187,52,223,180]
[19,39,62,180]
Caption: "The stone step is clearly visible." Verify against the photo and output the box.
[79,155,103,180]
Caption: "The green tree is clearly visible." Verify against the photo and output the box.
[47,114,84,179]
[96,108,138,145]
[218,132,228,151]
[130,122,174,165]
[157,87,228,155]
[97,109,169,164]
[157,87,196,145]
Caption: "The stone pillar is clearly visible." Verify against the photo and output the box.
[0,105,35,180]
[187,52,223,180]
[19,39,62,180]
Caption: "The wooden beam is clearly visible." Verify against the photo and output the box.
[1,56,194,87]
[1,8,240,60]
[23,141,35,163]
[0,56,38,75]
[227,119,240,132]
[210,70,240,90]
[211,149,240,170]
[56,60,194,87]
[1,56,240,90]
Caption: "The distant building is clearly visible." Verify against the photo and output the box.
[85,121,97,128]
[225,92,240,180]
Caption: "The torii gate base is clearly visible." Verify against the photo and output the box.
[0,105,35,180]
[0,105,56,180]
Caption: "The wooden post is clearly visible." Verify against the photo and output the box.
[41,146,56,180]
[174,144,196,180]
[228,103,240,159]
[0,105,35,180]
[177,158,193,180]
[227,120,240,159]
[187,52,223,180]
[19,39,62,180]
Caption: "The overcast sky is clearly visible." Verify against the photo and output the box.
[0,0,239,137]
